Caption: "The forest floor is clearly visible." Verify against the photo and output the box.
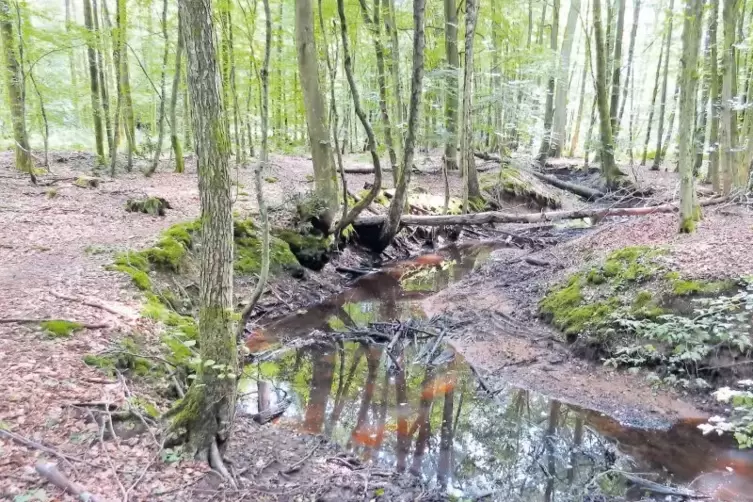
[1,149,752,501]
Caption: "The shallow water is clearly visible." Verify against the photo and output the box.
[240,242,753,500]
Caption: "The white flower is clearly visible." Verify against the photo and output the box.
[715,387,742,403]
[738,379,753,387]
[698,423,715,435]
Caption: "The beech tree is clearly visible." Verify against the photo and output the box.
[442,0,459,172]
[170,0,237,467]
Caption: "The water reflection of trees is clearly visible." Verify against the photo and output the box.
[249,339,626,500]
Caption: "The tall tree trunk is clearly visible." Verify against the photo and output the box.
[146,0,170,177]
[228,11,242,165]
[64,0,79,116]
[608,0,626,137]
[616,0,641,134]
[0,0,33,178]
[83,0,105,162]
[678,0,704,232]
[172,0,237,463]
[641,26,665,165]
[359,0,398,183]
[720,0,740,191]
[295,0,339,215]
[461,0,480,208]
[708,0,721,188]
[171,12,185,173]
[651,0,675,170]
[661,77,680,161]
[569,0,592,158]
[693,7,713,176]
[92,0,112,158]
[118,0,135,170]
[379,0,426,249]
[551,0,581,158]
[383,0,403,130]
[442,0,459,172]
[593,0,620,187]
[107,0,122,176]
[537,0,560,164]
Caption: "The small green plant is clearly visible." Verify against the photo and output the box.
[41,320,83,337]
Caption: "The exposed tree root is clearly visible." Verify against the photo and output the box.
[355,196,729,227]
[0,318,109,329]
[210,440,237,489]
[35,463,102,502]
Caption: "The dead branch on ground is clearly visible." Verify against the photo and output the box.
[35,463,102,502]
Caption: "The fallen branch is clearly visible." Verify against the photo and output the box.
[35,463,102,502]
[49,290,126,317]
[355,196,729,227]
[1,430,83,465]
[528,171,605,200]
[282,439,322,474]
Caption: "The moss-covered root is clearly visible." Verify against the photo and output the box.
[41,319,84,337]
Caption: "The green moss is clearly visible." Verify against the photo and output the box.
[586,268,606,284]
[540,275,584,328]
[599,246,663,283]
[142,237,187,271]
[114,251,149,272]
[83,354,115,372]
[41,320,84,338]
[562,300,618,335]
[125,197,171,216]
[679,216,696,233]
[671,279,737,296]
[112,264,152,290]
[162,221,199,247]
[274,229,331,271]
[633,291,653,308]
[83,338,156,377]
[142,295,197,339]
[264,176,279,183]
[358,188,389,206]
[664,271,681,281]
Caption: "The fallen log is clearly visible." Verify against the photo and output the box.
[354,196,728,227]
[528,171,606,200]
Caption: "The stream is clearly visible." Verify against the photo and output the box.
[239,241,753,501]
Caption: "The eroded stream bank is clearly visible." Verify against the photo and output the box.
[240,238,753,501]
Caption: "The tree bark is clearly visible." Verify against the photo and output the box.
[569,0,592,157]
[677,0,704,232]
[83,0,105,162]
[720,0,739,192]
[378,0,426,249]
[608,0,626,136]
[173,0,237,462]
[146,0,170,177]
[383,0,403,130]
[461,0,480,208]
[693,8,713,177]
[442,0,459,172]
[616,0,641,134]
[92,0,112,158]
[593,0,620,187]
[170,11,185,173]
[118,0,135,171]
[641,24,665,166]
[551,0,581,158]
[0,0,33,178]
[537,0,560,164]
[651,0,675,170]
[708,0,721,188]
[295,0,339,213]
[64,0,79,116]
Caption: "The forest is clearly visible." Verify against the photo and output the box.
[2,0,753,499]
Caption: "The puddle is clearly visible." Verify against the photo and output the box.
[240,243,753,500]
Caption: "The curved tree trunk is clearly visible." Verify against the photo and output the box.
[379,0,426,249]
[0,0,33,178]
[651,0,675,170]
[677,0,703,232]
[295,0,339,215]
[442,0,459,172]
[172,0,237,463]
[461,0,480,208]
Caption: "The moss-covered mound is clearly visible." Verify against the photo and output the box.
[274,228,332,271]
[481,167,561,210]
[539,245,748,384]
[126,196,172,216]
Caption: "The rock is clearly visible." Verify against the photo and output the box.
[73,175,100,188]
[125,196,172,216]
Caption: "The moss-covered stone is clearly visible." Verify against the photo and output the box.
[274,228,331,271]
[234,219,302,275]
[41,320,84,338]
[142,237,187,271]
[73,175,100,188]
[125,196,172,216]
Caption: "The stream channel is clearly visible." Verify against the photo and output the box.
[239,241,753,501]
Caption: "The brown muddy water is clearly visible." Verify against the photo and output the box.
[240,241,753,501]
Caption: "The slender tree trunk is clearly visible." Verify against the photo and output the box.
[442,0,459,172]
[295,0,339,215]
[608,0,626,137]
[146,0,170,177]
[708,0,721,188]
[651,0,675,170]
[661,77,680,161]
[641,30,665,165]
[83,0,105,162]
[593,0,619,187]
[693,9,713,176]
[64,0,79,116]
[720,0,740,191]
[616,0,641,134]
[107,0,122,176]
[172,0,237,463]
[171,13,185,173]
[551,0,581,158]
[228,12,242,165]
[379,0,426,249]
[678,0,704,232]
[0,0,33,178]
[537,0,560,163]
[461,0,480,208]
[569,0,592,158]
[118,0,135,170]
[383,0,403,130]
[92,0,112,158]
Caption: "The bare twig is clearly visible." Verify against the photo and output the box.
[49,290,127,317]
[35,463,102,502]
[282,439,322,474]
[0,429,83,466]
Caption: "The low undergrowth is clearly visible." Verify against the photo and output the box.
[539,245,753,446]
